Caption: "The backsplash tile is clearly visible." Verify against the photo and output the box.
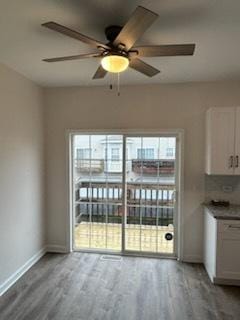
[205,175,240,204]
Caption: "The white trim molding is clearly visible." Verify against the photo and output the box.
[0,247,46,297]
[67,129,184,259]
[46,245,68,253]
[0,245,70,296]
[182,254,203,263]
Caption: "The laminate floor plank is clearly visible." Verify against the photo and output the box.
[1,253,240,320]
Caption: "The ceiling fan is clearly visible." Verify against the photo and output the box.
[42,6,195,79]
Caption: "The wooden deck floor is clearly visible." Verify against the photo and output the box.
[74,222,174,253]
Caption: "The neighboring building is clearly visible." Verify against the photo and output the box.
[74,135,176,177]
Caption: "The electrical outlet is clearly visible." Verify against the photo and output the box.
[222,185,233,193]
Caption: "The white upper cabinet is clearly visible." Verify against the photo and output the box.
[206,107,240,175]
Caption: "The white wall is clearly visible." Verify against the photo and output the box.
[0,63,45,292]
[1,62,239,294]
[44,81,240,262]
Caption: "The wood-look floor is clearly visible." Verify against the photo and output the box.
[1,253,240,320]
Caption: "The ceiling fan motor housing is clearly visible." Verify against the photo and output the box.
[105,25,122,43]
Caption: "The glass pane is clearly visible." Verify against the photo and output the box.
[125,136,176,254]
[73,134,123,251]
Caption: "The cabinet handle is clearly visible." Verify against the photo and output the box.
[235,155,239,168]
[229,156,234,168]
[228,225,240,229]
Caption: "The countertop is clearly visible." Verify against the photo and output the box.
[204,204,240,220]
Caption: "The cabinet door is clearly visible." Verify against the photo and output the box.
[234,107,240,175]
[216,220,240,280]
[206,108,235,174]
[203,209,217,281]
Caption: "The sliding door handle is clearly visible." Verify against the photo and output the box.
[235,155,239,168]
[228,225,240,230]
[229,156,234,168]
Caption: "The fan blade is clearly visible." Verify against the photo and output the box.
[42,22,110,50]
[130,58,160,77]
[132,44,196,57]
[93,65,107,79]
[43,53,101,62]
[113,6,158,51]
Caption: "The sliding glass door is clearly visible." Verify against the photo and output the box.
[73,134,123,251]
[125,136,176,254]
[72,133,177,256]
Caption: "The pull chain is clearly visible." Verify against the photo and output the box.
[109,72,113,90]
[117,73,120,96]
[109,73,120,96]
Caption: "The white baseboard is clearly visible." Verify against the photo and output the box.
[182,255,203,263]
[0,247,46,297]
[0,244,68,296]
[46,245,68,253]
[213,277,240,286]
[1,246,201,296]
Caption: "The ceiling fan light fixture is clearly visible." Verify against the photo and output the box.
[42,6,195,80]
[101,54,129,73]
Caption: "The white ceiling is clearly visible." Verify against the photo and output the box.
[0,0,240,87]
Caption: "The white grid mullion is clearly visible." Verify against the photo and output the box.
[89,135,92,248]
[105,135,108,249]
[122,136,127,252]
[139,137,143,251]
[156,137,161,253]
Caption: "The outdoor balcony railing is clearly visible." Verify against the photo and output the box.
[75,159,175,175]
[75,159,104,173]
[74,181,175,226]
[132,159,174,175]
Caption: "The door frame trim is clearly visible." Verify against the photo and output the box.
[67,129,184,260]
